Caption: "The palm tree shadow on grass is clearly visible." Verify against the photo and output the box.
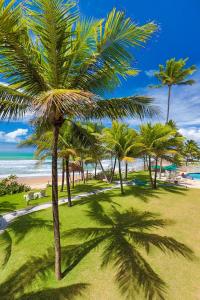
[19,284,89,300]
[9,214,53,244]
[61,201,194,300]
[0,214,52,268]
[0,201,18,214]
[0,252,89,300]
[72,189,120,207]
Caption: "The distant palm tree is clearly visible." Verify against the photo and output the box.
[183,139,200,165]
[102,121,137,194]
[153,58,196,123]
[138,123,184,188]
[63,202,193,300]
[0,0,157,280]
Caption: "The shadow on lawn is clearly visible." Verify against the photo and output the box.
[72,183,187,208]
[10,214,53,244]
[0,201,18,214]
[0,252,89,300]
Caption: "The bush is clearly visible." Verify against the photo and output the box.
[0,175,31,196]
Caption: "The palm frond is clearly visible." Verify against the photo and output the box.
[0,1,47,93]
[26,0,78,87]
[89,96,158,120]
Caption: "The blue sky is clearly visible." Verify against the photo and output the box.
[0,0,200,152]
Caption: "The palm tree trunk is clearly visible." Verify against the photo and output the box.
[86,170,89,181]
[118,159,124,194]
[146,155,149,169]
[125,161,128,180]
[153,157,158,189]
[166,85,172,123]
[60,159,65,192]
[65,158,72,207]
[72,171,75,188]
[148,155,154,188]
[110,157,117,183]
[52,124,62,280]
[143,157,146,171]
[98,160,109,182]
[94,163,97,179]
[159,158,162,179]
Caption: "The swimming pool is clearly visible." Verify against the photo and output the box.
[186,173,200,180]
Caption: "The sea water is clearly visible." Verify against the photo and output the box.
[0,152,143,178]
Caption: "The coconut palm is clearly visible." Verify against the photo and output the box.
[183,139,200,165]
[63,202,193,300]
[0,0,157,279]
[153,58,196,123]
[137,123,184,188]
[102,121,137,194]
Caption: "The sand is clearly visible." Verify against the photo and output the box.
[17,174,84,189]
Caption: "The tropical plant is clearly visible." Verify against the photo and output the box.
[102,121,137,194]
[63,202,193,300]
[182,139,200,165]
[0,0,157,279]
[0,175,30,196]
[153,58,196,123]
[137,123,184,188]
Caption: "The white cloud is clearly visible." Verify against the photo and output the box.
[145,69,157,77]
[0,129,28,143]
[179,127,200,143]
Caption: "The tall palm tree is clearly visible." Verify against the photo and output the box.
[137,123,184,188]
[63,202,193,299]
[102,121,137,194]
[153,58,196,123]
[0,0,157,279]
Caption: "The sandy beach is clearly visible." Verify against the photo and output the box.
[17,174,84,189]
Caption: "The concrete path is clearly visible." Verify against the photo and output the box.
[0,185,120,231]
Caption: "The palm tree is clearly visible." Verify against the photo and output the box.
[102,121,137,194]
[0,0,157,280]
[63,202,193,299]
[153,58,196,123]
[183,139,200,166]
[138,123,184,188]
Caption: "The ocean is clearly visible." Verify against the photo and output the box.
[0,152,143,178]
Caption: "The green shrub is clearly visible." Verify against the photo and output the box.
[0,175,30,196]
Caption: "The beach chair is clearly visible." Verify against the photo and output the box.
[39,189,46,198]
[133,179,148,186]
[24,192,34,205]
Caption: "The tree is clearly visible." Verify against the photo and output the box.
[138,123,184,188]
[0,0,157,280]
[102,121,137,194]
[183,139,200,165]
[153,58,196,123]
[63,202,193,300]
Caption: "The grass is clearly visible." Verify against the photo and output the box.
[0,172,200,299]
[0,180,111,214]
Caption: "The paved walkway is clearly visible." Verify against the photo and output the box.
[0,185,120,231]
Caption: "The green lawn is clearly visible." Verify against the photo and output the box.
[0,173,200,299]
[0,180,111,214]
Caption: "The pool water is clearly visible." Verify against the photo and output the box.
[186,173,200,180]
